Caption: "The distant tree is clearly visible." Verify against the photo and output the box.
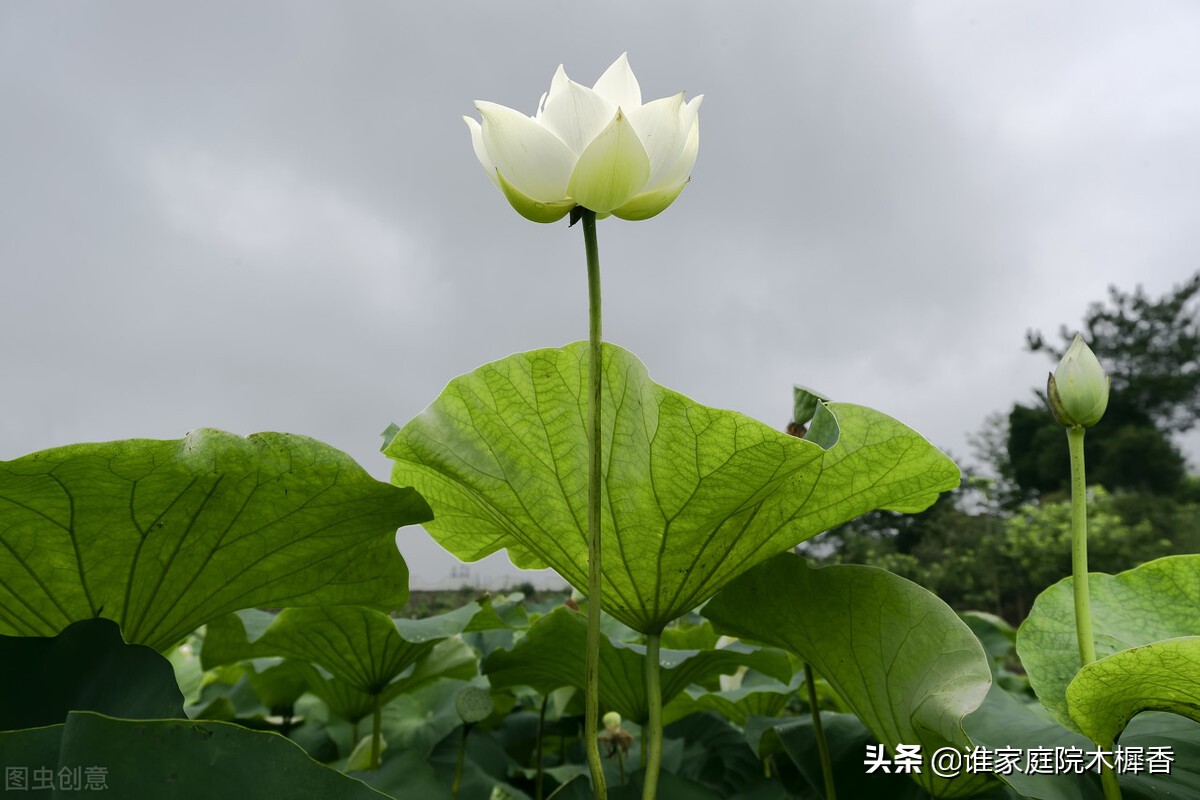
[993,488,1178,621]
[1004,405,1187,497]
[1004,404,1070,498]
[1089,424,1187,494]
[811,485,1197,622]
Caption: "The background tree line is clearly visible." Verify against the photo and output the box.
[804,272,1200,622]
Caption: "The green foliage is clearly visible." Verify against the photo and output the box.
[664,712,790,798]
[1017,554,1200,731]
[10,573,1200,798]
[999,488,1173,616]
[966,659,1200,799]
[385,341,959,634]
[749,712,936,799]
[202,604,489,729]
[9,276,1198,798]
[0,431,430,651]
[704,553,995,799]
[1067,637,1200,746]
[814,486,1191,622]
[203,604,483,689]
[1006,404,1187,496]
[483,606,793,724]
[1005,403,1072,496]
[664,671,805,727]
[0,711,391,799]
[963,682,1102,799]
[0,618,184,730]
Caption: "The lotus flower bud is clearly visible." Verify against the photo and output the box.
[1047,334,1110,428]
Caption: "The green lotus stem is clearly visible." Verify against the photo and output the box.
[1068,426,1097,667]
[804,661,836,800]
[452,723,469,798]
[642,632,664,800]
[1100,742,1122,800]
[581,207,608,800]
[1067,426,1121,800]
[535,693,548,800]
[371,694,382,770]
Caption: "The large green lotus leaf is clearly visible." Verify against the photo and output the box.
[186,663,274,722]
[298,680,470,772]
[667,710,791,799]
[383,637,478,697]
[202,604,483,698]
[963,682,1200,800]
[663,671,804,727]
[0,711,390,799]
[300,665,377,724]
[377,677,471,758]
[749,714,1018,800]
[167,634,206,706]
[426,720,534,800]
[963,683,1100,800]
[464,593,531,632]
[1067,636,1200,746]
[704,554,995,799]
[483,606,792,723]
[255,638,480,729]
[0,617,184,730]
[1016,555,1200,730]
[961,611,1016,667]
[1120,712,1200,799]
[746,713,933,800]
[579,762,722,800]
[0,430,430,651]
[658,618,721,651]
[384,342,958,633]
[350,748,452,799]
[245,659,312,712]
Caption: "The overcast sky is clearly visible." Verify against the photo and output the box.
[3,3,1198,588]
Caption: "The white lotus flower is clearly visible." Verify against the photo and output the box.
[464,53,703,223]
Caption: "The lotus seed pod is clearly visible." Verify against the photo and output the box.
[603,711,622,733]
[456,685,495,724]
